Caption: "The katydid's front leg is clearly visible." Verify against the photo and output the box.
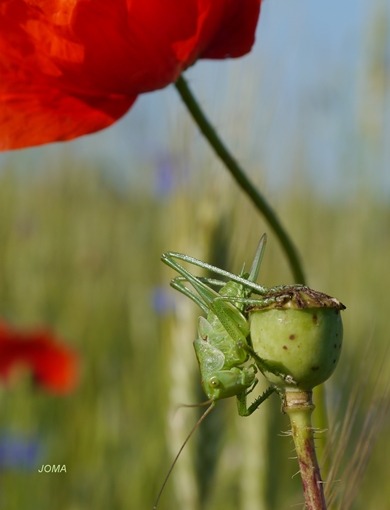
[236,385,276,417]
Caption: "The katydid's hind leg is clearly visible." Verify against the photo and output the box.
[241,343,297,385]
[162,253,223,307]
[170,275,236,314]
[170,278,209,314]
[162,251,268,296]
[236,385,276,417]
[197,277,229,289]
[162,252,246,291]
[175,275,230,291]
[213,294,290,308]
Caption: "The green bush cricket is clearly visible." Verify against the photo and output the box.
[155,234,297,508]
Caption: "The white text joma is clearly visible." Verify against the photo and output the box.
[38,465,66,473]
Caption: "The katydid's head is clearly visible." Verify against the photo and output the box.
[202,366,257,401]
[248,287,345,391]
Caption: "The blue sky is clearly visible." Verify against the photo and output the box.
[1,0,388,198]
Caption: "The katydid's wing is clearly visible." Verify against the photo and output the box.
[161,252,220,308]
[193,338,225,377]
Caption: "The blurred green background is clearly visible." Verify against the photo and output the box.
[0,1,390,509]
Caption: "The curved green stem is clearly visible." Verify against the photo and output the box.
[174,75,306,285]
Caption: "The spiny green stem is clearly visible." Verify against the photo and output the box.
[283,391,327,510]
[174,75,306,285]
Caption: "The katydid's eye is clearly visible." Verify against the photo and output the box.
[209,377,219,387]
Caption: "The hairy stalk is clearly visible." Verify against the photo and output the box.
[283,391,327,510]
[174,75,306,285]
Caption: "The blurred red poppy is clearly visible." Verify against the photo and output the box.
[0,0,262,151]
[0,321,79,394]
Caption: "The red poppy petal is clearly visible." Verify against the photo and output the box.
[0,324,79,394]
[30,335,79,394]
[0,0,261,150]
[201,0,262,59]
[0,66,136,150]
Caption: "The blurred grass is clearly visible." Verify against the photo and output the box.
[0,159,389,510]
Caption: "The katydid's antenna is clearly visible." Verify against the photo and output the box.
[153,401,216,510]
[178,398,215,408]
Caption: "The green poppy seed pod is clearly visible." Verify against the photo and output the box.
[248,286,345,391]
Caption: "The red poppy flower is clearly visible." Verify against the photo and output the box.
[0,0,262,151]
[0,321,79,394]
